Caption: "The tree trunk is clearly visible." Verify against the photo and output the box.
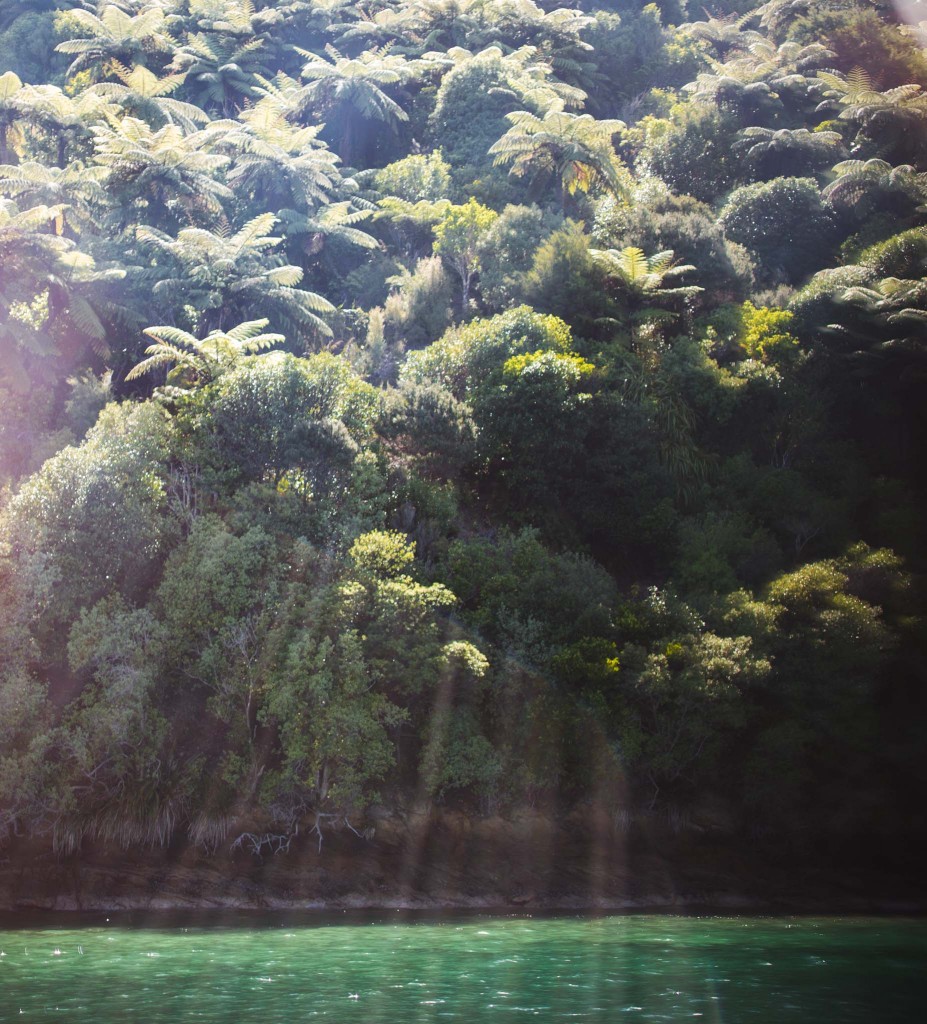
[317,760,331,804]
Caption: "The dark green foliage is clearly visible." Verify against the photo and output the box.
[0,12,59,83]
[633,106,740,203]
[858,226,927,279]
[193,351,376,482]
[519,220,611,327]
[789,7,927,89]
[673,510,782,594]
[727,543,908,827]
[719,177,839,284]
[0,403,169,643]
[444,528,617,659]
[427,50,523,204]
[379,383,475,480]
[582,8,683,117]
[476,203,562,311]
[595,191,755,304]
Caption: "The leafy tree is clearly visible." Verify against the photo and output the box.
[0,662,52,844]
[427,44,585,202]
[375,194,452,263]
[155,516,279,755]
[262,531,480,833]
[631,104,740,203]
[0,402,169,644]
[264,609,407,835]
[374,151,452,202]
[719,176,838,283]
[52,594,182,851]
[0,10,59,83]
[189,351,379,528]
[583,7,684,117]
[519,219,608,327]
[379,381,475,480]
[615,606,768,804]
[427,46,525,180]
[470,347,596,513]
[432,196,498,306]
[673,510,781,595]
[444,527,616,661]
[728,544,907,826]
[594,189,755,304]
[475,202,560,311]
[419,707,500,806]
[401,304,572,400]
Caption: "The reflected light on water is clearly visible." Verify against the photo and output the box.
[0,914,925,1024]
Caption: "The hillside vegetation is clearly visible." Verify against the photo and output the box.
[1,0,926,868]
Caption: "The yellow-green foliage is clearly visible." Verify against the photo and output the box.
[738,302,800,362]
[502,349,594,384]
[349,530,416,578]
[400,305,573,398]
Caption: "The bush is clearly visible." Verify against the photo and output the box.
[633,106,740,203]
[383,256,455,349]
[719,177,838,285]
[519,221,610,328]
[476,204,562,312]
[595,192,755,304]
[400,305,573,400]
[374,152,452,202]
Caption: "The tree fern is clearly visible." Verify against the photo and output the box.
[127,319,285,387]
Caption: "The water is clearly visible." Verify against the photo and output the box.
[0,912,924,1022]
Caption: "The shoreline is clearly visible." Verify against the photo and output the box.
[4,886,926,917]
[3,809,925,918]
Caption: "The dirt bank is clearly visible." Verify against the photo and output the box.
[1,806,924,914]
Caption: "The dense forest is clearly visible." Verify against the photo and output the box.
[1,0,925,877]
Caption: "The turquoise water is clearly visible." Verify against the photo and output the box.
[0,913,924,1022]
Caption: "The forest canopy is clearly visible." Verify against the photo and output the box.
[1,0,925,860]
